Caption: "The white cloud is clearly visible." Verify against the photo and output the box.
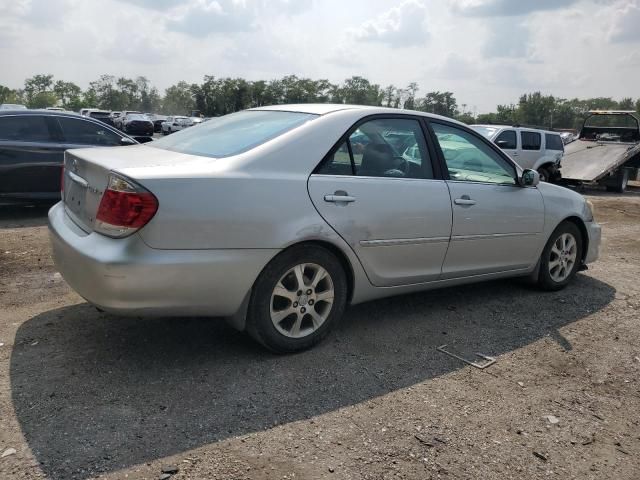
[350,0,429,48]
[608,0,640,43]
[451,0,581,16]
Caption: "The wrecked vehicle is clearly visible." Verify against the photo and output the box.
[561,111,640,192]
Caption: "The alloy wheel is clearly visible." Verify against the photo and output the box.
[270,263,335,338]
[549,232,577,282]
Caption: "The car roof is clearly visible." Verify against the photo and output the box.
[0,109,84,117]
[472,124,561,135]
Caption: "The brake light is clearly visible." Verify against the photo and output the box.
[95,173,158,238]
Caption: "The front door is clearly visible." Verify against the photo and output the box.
[308,117,452,287]
[429,121,544,278]
[0,114,63,199]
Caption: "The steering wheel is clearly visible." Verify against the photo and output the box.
[383,156,410,177]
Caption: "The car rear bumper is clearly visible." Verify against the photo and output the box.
[584,220,601,264]
[48,202,277,317]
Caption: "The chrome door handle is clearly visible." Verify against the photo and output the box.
[324,194,356,203]
[454,197,476,206]
[511,152,519,156]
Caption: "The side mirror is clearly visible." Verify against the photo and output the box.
[521,169,540,187]
[120,137,136,146]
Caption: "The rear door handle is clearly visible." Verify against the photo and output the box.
[324,194,356,203]
[454,197,476,206]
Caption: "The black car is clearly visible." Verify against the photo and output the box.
[88,109,113,126]
[0,110,146,204]
[152,114,167,133]
[122,113,154,136]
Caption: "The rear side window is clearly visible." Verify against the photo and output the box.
[521,131,541,150]
[150,110,317,158]
[0,115,51,142]
[495,130,517,149]
[545,133,564,151]
[317,118,433,179]
[57,117,122,146]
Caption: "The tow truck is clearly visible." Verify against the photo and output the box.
[561,110,640,192]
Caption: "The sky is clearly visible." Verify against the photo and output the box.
[1,0,639,113]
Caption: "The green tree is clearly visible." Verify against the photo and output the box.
[53,80,82,110]
[24,74,55,107]
[417,91,457,117]
[0,85,22,104]
[618,97,635,110]
[403,82,419,110]
[340,76,382,106]
[163,81,195,115]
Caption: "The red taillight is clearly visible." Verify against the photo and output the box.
[95,174,158,238]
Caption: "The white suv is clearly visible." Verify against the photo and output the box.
[471,125,564,182]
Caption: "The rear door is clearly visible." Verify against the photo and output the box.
[0,114,64,199]
[429,121,544,278]
[308,116,452,287]
[518,130,542,169]
[54,116,123,149]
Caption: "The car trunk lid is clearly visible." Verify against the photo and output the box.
[62,144,212,233]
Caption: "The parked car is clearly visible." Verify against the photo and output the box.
[161,116,192,134]
[45,107,65,111]
[49,104,601,353]
[122,113,154,136]
[151,114,167,133]
[190,116,205,126]
[0,104,27,110]
[0,110,141,204]
[471,125,564,182]
[88,109,113,126]
[79,108,98,116]
[114,110,142,130]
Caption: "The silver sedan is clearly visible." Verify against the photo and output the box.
[49,104,601,352]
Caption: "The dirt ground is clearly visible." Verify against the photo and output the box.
[0,188,639,480]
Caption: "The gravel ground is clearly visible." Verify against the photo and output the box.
[0,188,639,480]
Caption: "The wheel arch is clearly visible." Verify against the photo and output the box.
[283,240,356,304]
[561,216,589,262]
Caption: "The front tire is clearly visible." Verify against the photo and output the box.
[247,245,347,353]
[537,166,550,182]
[537,221,583,291]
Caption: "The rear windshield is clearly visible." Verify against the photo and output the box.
[584,114,638,128]
[470,125,500,139]
[150,110,318,158]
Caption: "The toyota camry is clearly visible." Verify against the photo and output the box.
[49,104,601,352]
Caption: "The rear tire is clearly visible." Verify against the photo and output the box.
[537,221,583,291]
[246,245,347,353]
[605,169,629,193]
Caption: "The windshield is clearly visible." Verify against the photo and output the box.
[470,125,500,139]
[150,110,318,158]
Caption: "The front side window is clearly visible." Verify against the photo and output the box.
[57,117,122,146]
[431,122,516,185]
[495,130,517,150]
[521,131,541,150]
[0,115,51,142]
[151,110,317,158]
[318,118,433,179]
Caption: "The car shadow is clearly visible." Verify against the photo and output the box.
[0,204,52,229]
[10,274,614,479]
